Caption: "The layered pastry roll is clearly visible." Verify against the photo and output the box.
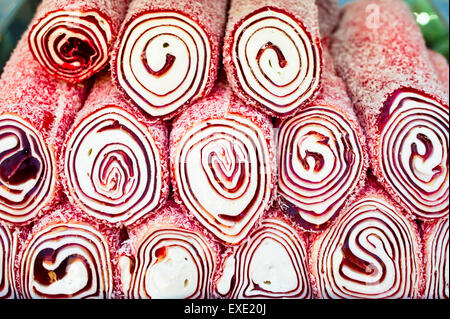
[28,0,128,82]
[62,73,169,227]
[223,0,323,117]
[215,208,313,299]
[170,82,277,245]
[310,180,423,299]
[118,202,221,299]
[112,0,228,119]
[0,35,88,226]
[15,203,120,299]
[331,0,449,220]
[276,50,368,231]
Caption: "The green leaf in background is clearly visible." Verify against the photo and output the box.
[406,0,449,61]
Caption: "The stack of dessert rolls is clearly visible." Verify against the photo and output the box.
[0,0,448,299]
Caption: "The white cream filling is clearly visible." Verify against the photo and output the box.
[118,255,132,293]
[277,108,363,225]
[216,219,311,299]
[29,11,112,78]
[174,116,272,244]
[21,223,113,299]
[216,254,236,296]
[232,10,320,113]
[145,246,198,299]
[0,115,54,223]
[313,199,419,299]
[247,238,299,293]
[381,90,449,218]
[64,107,162,225]
[123,228,214,299]
[116,12,211,117]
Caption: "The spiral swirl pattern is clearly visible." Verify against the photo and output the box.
[216,218,312,298]
[311,198,421,299]
[64,107,164,226]
[119,228,215,299]
[173,116,273,245]
[29,10,112,82]
[0,115,54,225]
[0,225,16,298]
[424,218,449,299]
[19,223,113,299]
[115,12,211,117]
[231,8,321,115]
[277,107,364,230]
[380,90,449,219]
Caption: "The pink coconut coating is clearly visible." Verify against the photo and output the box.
[118,200,223,298]
[330,0,449,219]
[0,34,89,225]
[316,0,340,42]
[428,50,449,94]
[223,0,323,118]
[308,176,425,299]
[331,0,448,125]
[28,0,129,83]
[14,201,123,299]
[60,72,170,227]
[111,0,228,120]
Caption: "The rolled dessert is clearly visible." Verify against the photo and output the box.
[309,180,423,299]
[0,225,18,299]
[170,82,277,245]
[0,35,88,226]
[28,0,128,83]
[428,50,449,93]
[331,0,449,220]
[62,72,169,227]
[276,50,368,232]
[118,201,221,299]
[16,202,119,299]
[215,208,313,299]
[112,0,228,119]
[422,218,449,299]
[223,0,323,117]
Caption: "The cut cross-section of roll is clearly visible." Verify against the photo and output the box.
[224,0,323,117]
[17,204,118,299]
[28,0,128,83]
[118,202,220,299]
[63,73,169,227]
[331,0,449,221]
[215,209,312,299]
[170,84,276,245]
[423,218,449,299]
[310,182,422,299]
[0,225,17,299]
[277,50,367,231]
[0,115,54,225]
[112,0,227,119]
[0,34,88,226]
[379,90,448,220]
